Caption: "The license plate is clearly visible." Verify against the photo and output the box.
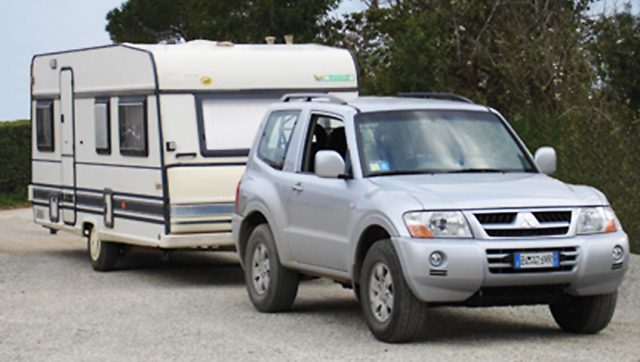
[514,251,559,269]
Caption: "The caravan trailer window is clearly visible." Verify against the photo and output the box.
[94,99,111,155]
[118,98,148,157]
[199,96,280,156]
[36,101,54,152]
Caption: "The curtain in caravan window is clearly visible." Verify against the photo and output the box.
[200,97,278,155]
[94,100,110,154]
[119,99,148,157]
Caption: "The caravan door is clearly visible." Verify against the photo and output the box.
[59,69,76,225]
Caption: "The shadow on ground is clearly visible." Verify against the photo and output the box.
[287,286,570,344]
[45,246,245,286]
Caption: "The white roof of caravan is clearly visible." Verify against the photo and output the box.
[32,40,358,95]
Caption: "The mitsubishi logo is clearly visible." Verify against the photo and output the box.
[516,212,540,229]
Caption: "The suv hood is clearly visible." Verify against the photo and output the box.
[369,173,604,210]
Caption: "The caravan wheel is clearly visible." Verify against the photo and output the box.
[87,227,118,272]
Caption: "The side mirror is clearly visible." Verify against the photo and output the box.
[534,147,556,175]
[315,150,345,178]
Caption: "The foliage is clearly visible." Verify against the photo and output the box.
[323,0,595,117]
[106,0,339,44]
[589,6,640,111]
[510,111,640,252]
[0,120,31,208]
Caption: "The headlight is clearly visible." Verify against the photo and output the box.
[403,211,472,238]
[576,207,618,235]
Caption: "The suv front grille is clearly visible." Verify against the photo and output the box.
[474,209,573,238]
[532,211,572,223]
[485,227,569,237]
[486,247,578,274]
[474,212,516,224]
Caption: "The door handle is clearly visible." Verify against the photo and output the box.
[291,183,304,192]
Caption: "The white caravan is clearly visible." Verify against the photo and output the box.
[28,41,358,270]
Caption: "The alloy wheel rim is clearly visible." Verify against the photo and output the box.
[369,262,394,323]
[251,243,270,296]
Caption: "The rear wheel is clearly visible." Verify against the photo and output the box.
[550,292,618,334]
[244,224,299,312]
[360,240,427,343]
[87,227,118,272]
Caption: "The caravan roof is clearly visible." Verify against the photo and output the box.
[31,40,358,97]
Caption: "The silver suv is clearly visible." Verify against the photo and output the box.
[232,93,629,342]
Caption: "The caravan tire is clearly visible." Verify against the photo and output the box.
[87,227,118,272]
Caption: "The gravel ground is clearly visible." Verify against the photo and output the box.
[0,208,638,361]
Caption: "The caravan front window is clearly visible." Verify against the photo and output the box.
[198,96,280,156]
[36,101,54,152]
[119,98,148,157]
[94,98,111,155]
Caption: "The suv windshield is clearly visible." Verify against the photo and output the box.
[356,110,536,176]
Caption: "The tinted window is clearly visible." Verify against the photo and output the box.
[95,99,111,155]
[36,101,54,152]
[119,98,147,157]
[257,110,300,170]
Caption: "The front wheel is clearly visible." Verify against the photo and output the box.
[360,240,428,343]
[87,227,118,272]
[244,224,299,312]
[549,292,618,334]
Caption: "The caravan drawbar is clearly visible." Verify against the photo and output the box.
[29,41,358,270]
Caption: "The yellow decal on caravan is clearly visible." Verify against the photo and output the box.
[200,76,213,86]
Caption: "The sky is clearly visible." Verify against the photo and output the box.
[0,0,637,121]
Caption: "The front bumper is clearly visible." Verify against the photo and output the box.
[391,231,630,303]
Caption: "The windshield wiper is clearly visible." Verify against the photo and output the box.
[446,168,506,173]
[368,170,437,177]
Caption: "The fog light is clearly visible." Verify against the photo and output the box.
[613,245,624,262]
[429,251,445,267]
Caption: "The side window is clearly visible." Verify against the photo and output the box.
[257,110,300,170]
[302,115,346,173]
[36,101,54,152]
[94,98,111,155]
[118,98,148,157]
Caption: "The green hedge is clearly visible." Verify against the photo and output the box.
[0,120,31,208]
[510,112,639,253]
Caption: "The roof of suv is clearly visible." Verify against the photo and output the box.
[346,96,490,113]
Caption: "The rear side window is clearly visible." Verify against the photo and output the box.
[119,98,147,157]
[36,101,54,152]
[94,98,111,155]
[257,110,300,170]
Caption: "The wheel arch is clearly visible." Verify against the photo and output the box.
[352,224,392,286]
[238,210,269,265]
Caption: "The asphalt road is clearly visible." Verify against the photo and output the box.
[1,208,638,361]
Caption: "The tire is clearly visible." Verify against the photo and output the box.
[87,227,118,272]
[549,291,618,334]
[360,240,428,343]
[244,224,299,312]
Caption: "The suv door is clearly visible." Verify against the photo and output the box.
[284,113,357,272]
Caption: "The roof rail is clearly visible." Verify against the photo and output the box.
[398,92,474,104]
[280,93,348,105]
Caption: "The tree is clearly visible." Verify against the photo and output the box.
[106,0,338,44]
[323,0,596,117]
[589,6,640,111]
